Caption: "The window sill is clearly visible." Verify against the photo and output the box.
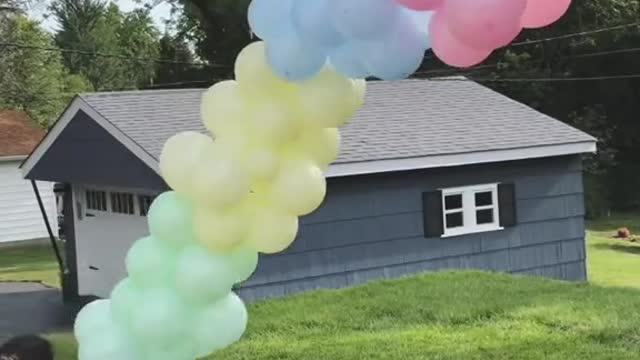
[441,226,505,238]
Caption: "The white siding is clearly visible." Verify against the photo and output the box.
[0,161,58,243]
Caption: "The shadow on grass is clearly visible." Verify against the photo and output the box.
[586,213,640,233]
[592,242,640,255]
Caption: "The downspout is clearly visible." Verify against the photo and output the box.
[30,180,65,275]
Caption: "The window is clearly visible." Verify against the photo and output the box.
[85,190,107,211]
[441,184,501,237]
[138,194,157,216]
[110,192,135,215]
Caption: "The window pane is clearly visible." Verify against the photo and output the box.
[475,191,493,207]
[476,209,494,225]
[445,194,463,210]
[445,212,464,228]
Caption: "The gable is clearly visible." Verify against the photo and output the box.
[24,110,167,191]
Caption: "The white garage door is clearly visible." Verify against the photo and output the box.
[74,185,155,298]
[0,160,58,243]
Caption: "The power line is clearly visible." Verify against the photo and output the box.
[0,41,229,68]
[425,74,640,82]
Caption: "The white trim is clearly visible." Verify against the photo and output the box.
[441,183,502,238]
[21,97,160,179]
[0,155,27,162]
[326,141,597,178]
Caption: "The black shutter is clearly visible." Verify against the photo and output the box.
[498,183,517,227]
[422,190,444,238]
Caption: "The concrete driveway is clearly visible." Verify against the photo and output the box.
[0,283,77,344]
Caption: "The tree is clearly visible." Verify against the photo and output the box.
[0,15,92,127]
[153,32,208,88]
[50,0,160,90]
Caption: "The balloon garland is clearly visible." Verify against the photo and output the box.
[74,1,571,359]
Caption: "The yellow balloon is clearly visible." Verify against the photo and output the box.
[270,158,326,216]
[194,207,247,252]
[235,42,294,97]
[351,79,367,111]
[293,127,341,170]
[297,66,360,128]
[191,145,250,209]
[201,80,247,138]
[247,99,301,146]
[246,207,299,254]
[241,146,280,182]
[160,132,213,195]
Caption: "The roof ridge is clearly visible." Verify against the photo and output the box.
[80,88,204,98]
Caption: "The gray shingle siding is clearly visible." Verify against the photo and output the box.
[237,155,587,301]
[79,78,595,166]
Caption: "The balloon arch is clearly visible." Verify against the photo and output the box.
[74,1,572,359]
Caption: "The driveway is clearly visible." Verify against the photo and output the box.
[0,282,77,344]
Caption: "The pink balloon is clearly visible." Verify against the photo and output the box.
[430,11,492,68]
[444,0,526,50]
[521,0,572,28]
[395,0,443,11]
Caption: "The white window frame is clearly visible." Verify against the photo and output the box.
[84,189,109,213]
[441,183,503,238]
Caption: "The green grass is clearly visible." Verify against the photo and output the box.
[4,213,640,359]
[0,244,60,287]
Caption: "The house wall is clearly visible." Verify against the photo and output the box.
[68,155,587,301]
[237,155,587,301]
[0,160,58,243]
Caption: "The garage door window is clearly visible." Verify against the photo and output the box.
[85,190,107,212]
[110,192,135,215]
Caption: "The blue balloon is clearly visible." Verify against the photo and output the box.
[248,0,294,40]
[363,14,428,80]
[329,43,370,79]
[292,0,344,49]
[330,0,402,41]
[265,32,328,82]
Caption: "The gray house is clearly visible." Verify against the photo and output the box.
[21,78,597,302]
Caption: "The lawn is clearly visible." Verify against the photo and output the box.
[3,214,640,359]
[0,243,61,288]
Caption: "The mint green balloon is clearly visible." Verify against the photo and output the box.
[175,246,235,304]
[78,322,140,360]
[193,292,248,358]
[147,191,195,248]
[110,278,141,328]
[125,236,177,288]
[140,339,198,360]
[228,246,259,284]
[74,299,112,342]
[129,288,193,345]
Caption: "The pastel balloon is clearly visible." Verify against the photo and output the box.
[294,127,341,170]
[201,80,247,138]
[444,0,526,50]
[129,288,192,344]
[191,146,250,209]
[329,42,370,79]
[331,0,402,41]
[292,0,343,48]
[521,0,572,28]
[265,32,328,82]
[125,236,176,289]
[241,146,280,181]
[159,131,213,197]
[78,323,139,360]
[271,159,326,216]
[247,0,293,39]
[395,0,443,10]
[194,207,248,252]
[235,42,294,96]
[228,245,259,283]
[193,293,248,358]
[363,12,428,80]
[247,98,301,146]
[430,11,492,68]
[247,207,299,253]
[298,67,360,128]
[74,299,113,342]
[110,278,140,327]
[147,191,194,248]
[175,246,236,304]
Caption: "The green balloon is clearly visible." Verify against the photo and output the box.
[74,299,112,342]
[147,191,195,248]
[125,236,177,289]
[78,322,140,360]
[228,246,259,284]
[129,288,193,345]
[175,246,235,305]
[110,278,141,328]
[193,292,248,358]
[140,339,197,360]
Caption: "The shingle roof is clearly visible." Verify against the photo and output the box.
[0,111,45,157]
[79,77,595,165]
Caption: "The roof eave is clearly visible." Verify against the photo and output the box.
[325,140,597,178]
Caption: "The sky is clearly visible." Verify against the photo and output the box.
[30,0,173,33]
